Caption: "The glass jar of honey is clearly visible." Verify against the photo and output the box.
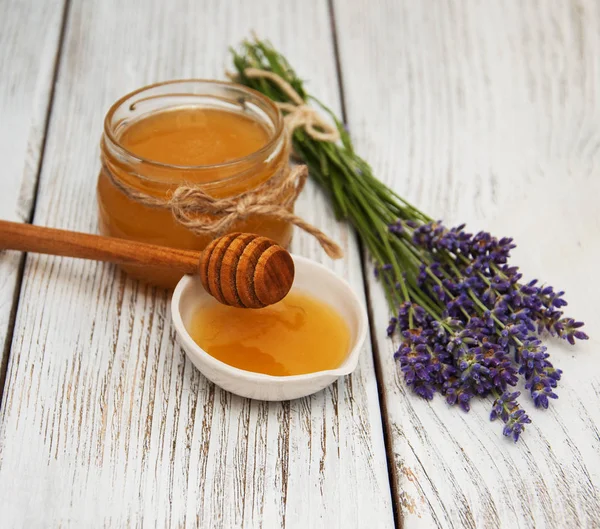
[98,80,291,288]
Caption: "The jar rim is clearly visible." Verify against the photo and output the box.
[103,79,285,172]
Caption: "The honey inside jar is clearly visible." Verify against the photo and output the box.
[118,107,270,167]
[189,291,351,376]
[98,81,292,289]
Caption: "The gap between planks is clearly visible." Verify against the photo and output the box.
[326,0,402,527]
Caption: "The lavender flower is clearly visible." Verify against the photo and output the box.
[490,391,531,442]
[387,220,587,441]
[517,338,562,408]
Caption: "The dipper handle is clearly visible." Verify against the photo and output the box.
[0,221,294,308]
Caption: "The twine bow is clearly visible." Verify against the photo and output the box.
[235,68,340,143]
[168,165,342,258]
[106,164,343,259]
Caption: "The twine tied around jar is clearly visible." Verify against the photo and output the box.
[105,164,344,259]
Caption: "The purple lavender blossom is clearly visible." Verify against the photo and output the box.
[385,220,587,441]
[490,391,532,442]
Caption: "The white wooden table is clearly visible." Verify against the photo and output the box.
[1,1,599,527]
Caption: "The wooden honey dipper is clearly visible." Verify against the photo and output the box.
[0,220,294,308]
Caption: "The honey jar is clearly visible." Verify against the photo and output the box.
[97,80,292,288]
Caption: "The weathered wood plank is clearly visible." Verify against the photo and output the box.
[333,0,600,527]
[0,0,67,396]
[0,0,394,527]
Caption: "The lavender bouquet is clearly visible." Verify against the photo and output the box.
[231,38,588,441]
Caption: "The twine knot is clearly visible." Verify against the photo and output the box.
[237,68,340,143]
[106,163,343,259]
[234,195,254,216]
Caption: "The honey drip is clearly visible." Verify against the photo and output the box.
[189,291,350,376]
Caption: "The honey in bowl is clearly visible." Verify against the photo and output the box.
[189,290,351,376]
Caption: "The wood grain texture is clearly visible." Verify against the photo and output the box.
[0,0,67,392]
[199,232,295,309]
[201,232,294,309]
[0,219,201,275]
[0,0,394,527]
[332,0,600,527]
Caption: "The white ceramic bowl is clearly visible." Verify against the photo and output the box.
[171,255,368,401]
